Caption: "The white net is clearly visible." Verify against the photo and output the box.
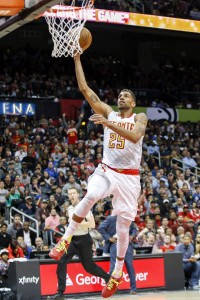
[44,0,94,57]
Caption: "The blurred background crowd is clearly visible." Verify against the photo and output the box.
[0,47,200,109]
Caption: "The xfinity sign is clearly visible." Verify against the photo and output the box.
[8,260,41,300]
[19,276,39,285]
[0,102,35,115]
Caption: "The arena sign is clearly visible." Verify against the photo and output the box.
[42,7,200,34]
[0,102,35,115]
[40,258,165,295]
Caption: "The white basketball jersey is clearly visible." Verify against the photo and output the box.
[102,111,143,169]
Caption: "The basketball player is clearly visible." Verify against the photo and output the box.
[50,53,148,298]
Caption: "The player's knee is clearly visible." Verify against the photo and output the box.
[84,191,100,204]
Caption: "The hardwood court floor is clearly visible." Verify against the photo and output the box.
[48,290,200,300]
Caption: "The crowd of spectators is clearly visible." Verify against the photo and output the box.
[0,47,200,109]
[94,0,200,20]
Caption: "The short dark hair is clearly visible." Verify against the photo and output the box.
[121,89,136,103]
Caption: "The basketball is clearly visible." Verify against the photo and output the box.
[79,27,92,51]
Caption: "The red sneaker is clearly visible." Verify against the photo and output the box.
[101,275,123,298]
[49,239,70,261]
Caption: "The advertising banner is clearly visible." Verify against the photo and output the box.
[40,257,165,296]
[42,6,200,34]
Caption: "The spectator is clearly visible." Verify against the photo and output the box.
[40,170,54,197]
[0,224,12,250]
[172,215,191,236]
[182,151,197,170]
[185,219,195,239]
[14,146,27,161]
[0,249,9,287]
[147,140,160,155]
[16,236,32,259]
[66,119,79,147]
[33,237,45,251]
[157,234,175,252]
[175,234,199,289]
[168,211,178,227]
[159,198,172,218]
[54,216,68,243]
[44,161,58,180]
[51,146,62,167]
[158,217,169,234]
[194,233,200,273]
[137,231,162,253]
[0,181,8,219]
[178,204,194,221]
[53,186,66,206]
[57,159,71,175]
[19,171,31,187]
[29,177,41,200]
[192,185,200,205]
[3,175,13,191]
[47,194,61,215]
[6,185,22,212]
[7,214,22,239]
[56,171,67,188]
[62,175,82,198]
[177,173,190,189]
[191,204,200,223]
[173,198,184,213]
[7,240,25,260]
[44,208,60,232]
[35,198,50,230]
[16,221,36,247]
[18,196,36,218]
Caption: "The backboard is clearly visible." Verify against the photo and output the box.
[0,0,60,38]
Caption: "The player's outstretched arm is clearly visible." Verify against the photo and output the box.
[74,54,112,118]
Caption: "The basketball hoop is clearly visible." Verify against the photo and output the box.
[44,0,94,58]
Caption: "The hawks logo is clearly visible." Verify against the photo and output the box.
[146,107,178,122]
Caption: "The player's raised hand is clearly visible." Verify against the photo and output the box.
[89,114,109,126]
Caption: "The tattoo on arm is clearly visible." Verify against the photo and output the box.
[90,94,100,103]
[137,114,148,126]
[136,126,145,136]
